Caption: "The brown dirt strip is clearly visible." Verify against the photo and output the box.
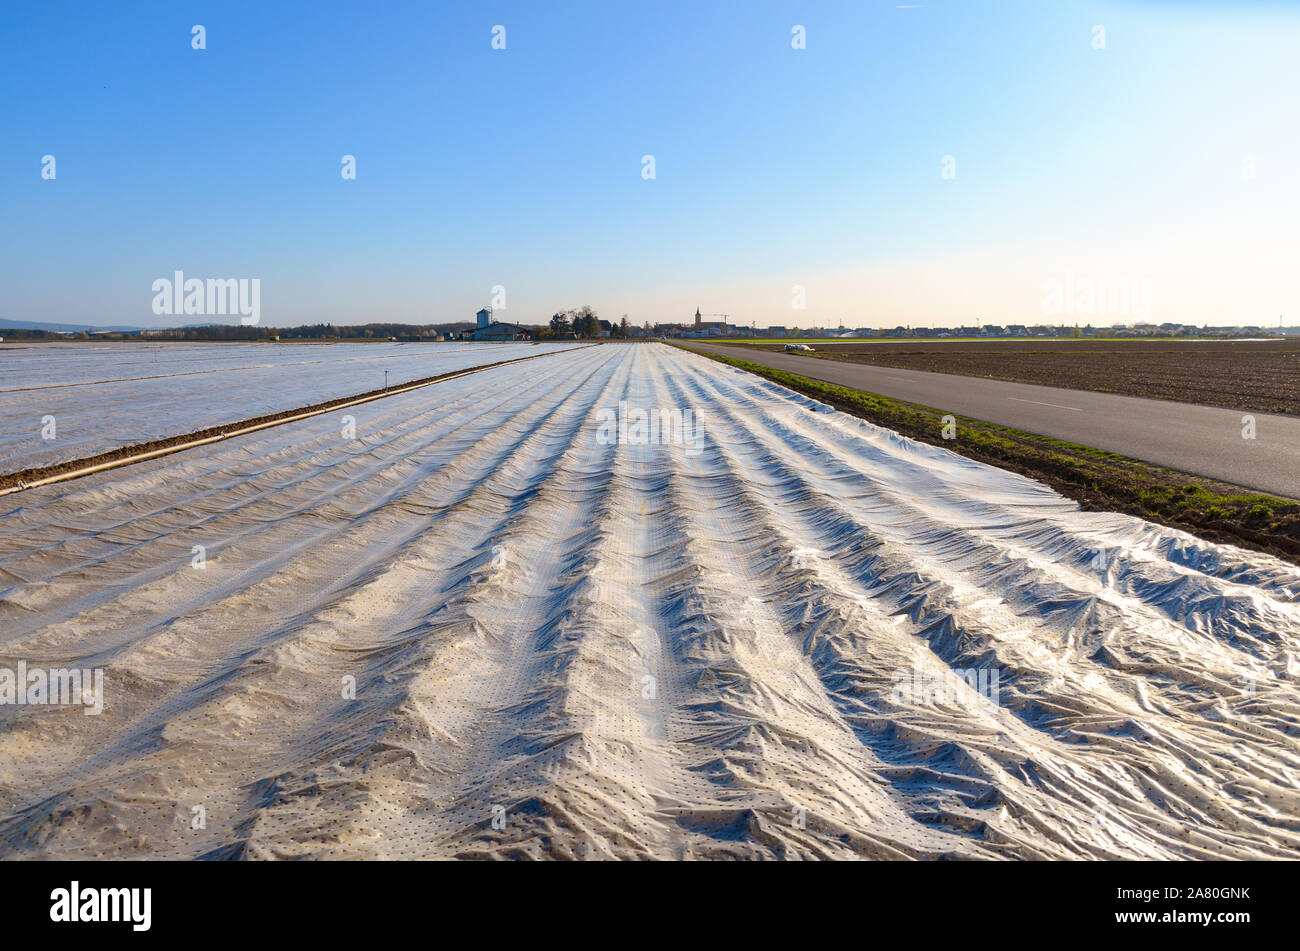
[729,338,1300,416]
[0,346,591,496]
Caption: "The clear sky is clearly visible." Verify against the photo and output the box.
[2,0,1297,329]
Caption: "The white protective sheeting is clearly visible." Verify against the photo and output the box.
[0,343,1297,859]
[0,341,579,471]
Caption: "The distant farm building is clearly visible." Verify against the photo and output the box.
[469,306,529,341]
[473,320,528,341]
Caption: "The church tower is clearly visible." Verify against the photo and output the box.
[694,307,701,329]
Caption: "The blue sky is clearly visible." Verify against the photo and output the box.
[2,0,1297,328]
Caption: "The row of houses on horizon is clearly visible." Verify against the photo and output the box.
[4,308,1288,342]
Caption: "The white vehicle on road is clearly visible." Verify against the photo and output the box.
[784,343,815,353]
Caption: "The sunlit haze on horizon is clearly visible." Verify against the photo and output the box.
[2,0,1297,329]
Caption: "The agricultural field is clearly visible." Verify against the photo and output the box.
[0,341,581,472]
[2,343,1298,859]
[732,338,1300,416]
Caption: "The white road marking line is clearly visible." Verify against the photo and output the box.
[1007,397,1082,412]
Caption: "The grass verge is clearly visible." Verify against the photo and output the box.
[677,344,1300,565]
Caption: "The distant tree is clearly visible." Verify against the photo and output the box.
[549,312,571,335]
[619,316,629,338]
[577,306,598,337]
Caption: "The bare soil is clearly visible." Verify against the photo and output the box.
[737,338,1300,416]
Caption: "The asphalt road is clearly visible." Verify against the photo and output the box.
[681,342,1300,499]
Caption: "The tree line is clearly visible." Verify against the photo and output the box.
[545,307,636,339]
